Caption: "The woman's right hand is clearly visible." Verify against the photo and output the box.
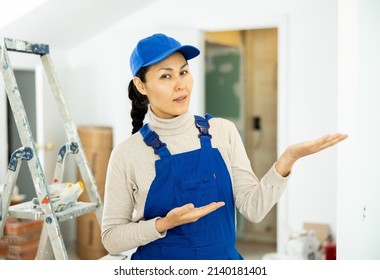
[155,202,225,233]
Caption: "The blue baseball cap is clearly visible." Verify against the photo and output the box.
[130,33,200,76]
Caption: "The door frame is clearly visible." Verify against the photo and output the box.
[202,15,289,253]
[0,81,7,184]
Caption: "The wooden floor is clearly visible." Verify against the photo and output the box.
[68,240,277,260]
[236,239,276,260]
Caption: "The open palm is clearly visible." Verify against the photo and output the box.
[275,133,348,177]
[286,133,349,161]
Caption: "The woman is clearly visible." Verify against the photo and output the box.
[101,33,347,260]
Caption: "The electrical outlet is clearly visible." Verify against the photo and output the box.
[253,116,261,131]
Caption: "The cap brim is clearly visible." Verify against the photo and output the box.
[142,45,200,68]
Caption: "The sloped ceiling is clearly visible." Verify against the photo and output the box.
[0,0,157,49]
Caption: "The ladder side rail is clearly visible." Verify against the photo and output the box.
[40,54,103,224]
[35,224,55,259]
[37,141,80,260]
[0,42,68,259]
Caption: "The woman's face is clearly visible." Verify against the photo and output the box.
[134,52,193,119]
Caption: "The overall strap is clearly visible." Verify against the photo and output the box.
[194,114,213,148]
[140,124,171,158]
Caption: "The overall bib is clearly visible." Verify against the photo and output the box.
[131,115,243,260]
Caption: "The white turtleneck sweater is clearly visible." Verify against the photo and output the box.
[101,109,289,255]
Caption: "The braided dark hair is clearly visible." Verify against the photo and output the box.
[128,67,149,134]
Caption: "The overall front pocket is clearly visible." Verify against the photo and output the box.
[173,175,221,235]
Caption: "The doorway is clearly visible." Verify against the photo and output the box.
[7,69,37,202]
[205,28,278,259]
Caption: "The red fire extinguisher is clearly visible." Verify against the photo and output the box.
[323,235,336,260]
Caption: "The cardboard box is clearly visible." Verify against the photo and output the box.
[303,222,330,244]
[77,126,112,199]
[76,126,112,260]
[76,212,107,260]
[78,126,113,182]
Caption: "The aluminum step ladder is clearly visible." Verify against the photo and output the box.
[0,38,103,260]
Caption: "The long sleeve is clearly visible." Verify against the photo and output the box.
[101,137,165,255]
[209,118,289,223]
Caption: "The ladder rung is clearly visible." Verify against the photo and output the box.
[3,38,49,55]
[8,201,99,222]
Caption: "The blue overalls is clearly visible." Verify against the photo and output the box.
[131,114,243,260]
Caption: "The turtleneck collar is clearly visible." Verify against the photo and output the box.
[147,105,194,136]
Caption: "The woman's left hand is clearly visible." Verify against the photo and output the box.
[275,133,348,177]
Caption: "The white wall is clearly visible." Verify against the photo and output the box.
[65,27,204,146]
[65,0,340,254]
[356,0,380,259]
[337,0,380,259]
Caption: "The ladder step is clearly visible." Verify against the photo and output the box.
[8,201,98,222]
[3,38,49,55]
